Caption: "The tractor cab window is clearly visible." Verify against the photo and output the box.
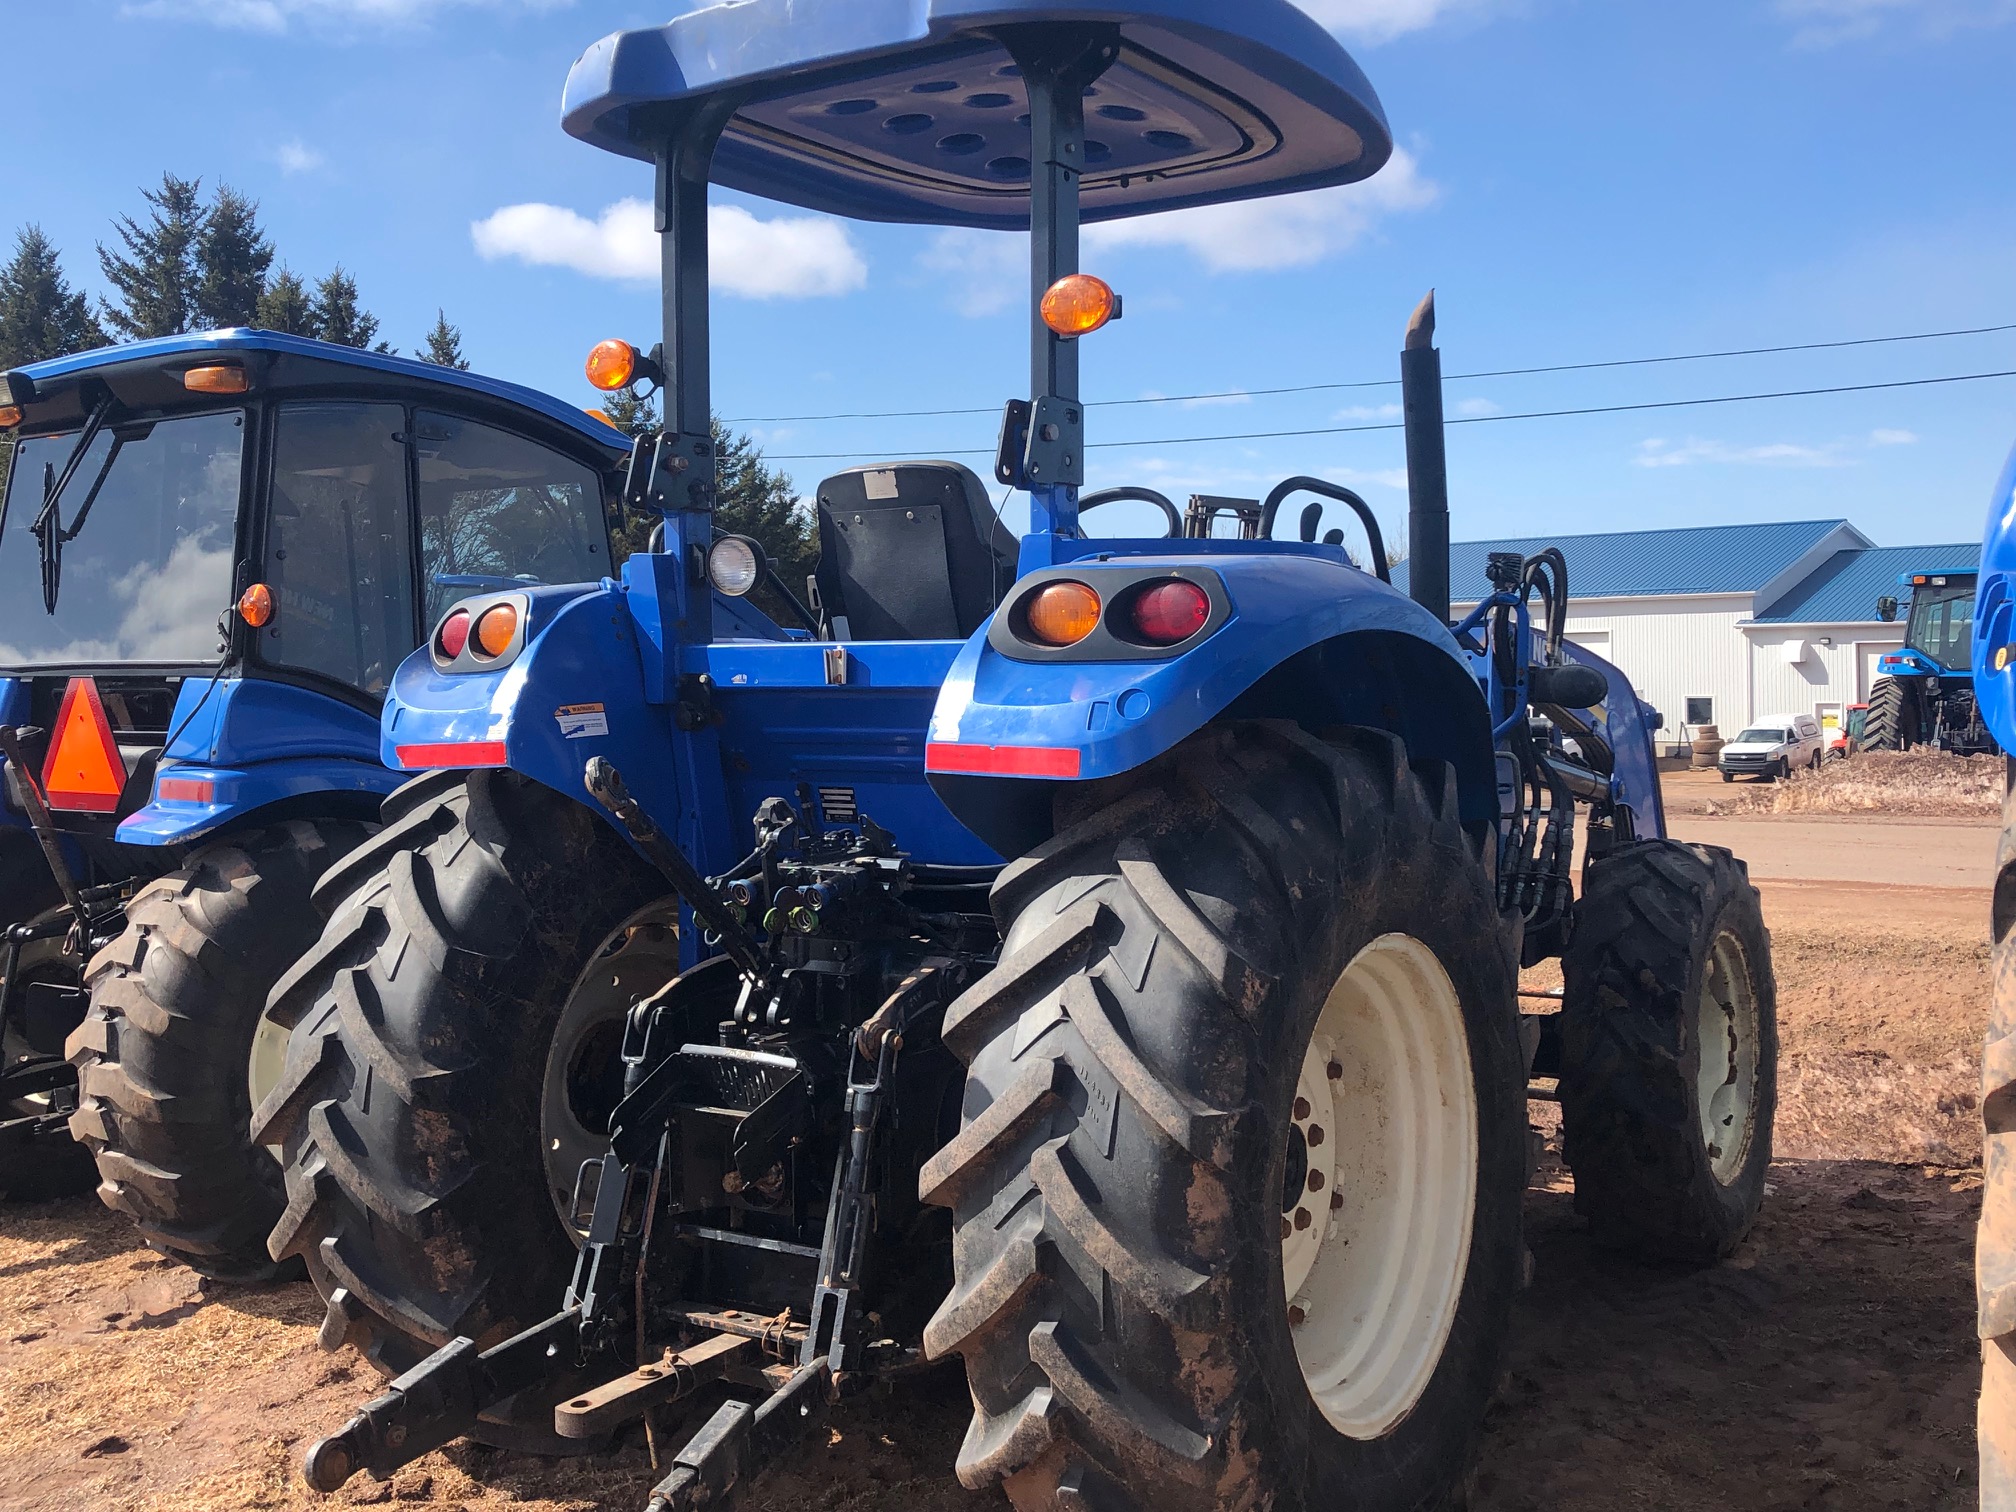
[1905,584,1974,670]
[0,411,242,669]
[262,403,416,697]
[413,413,608,625]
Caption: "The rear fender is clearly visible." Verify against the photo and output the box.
[379,582,688,854]
[1975,439,2016,751]
[116,757,398,846]
[927,556,1494,857]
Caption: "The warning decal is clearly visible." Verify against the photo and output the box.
[556,703,610,740]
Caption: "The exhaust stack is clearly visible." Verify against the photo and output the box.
[1402,290,1450,625]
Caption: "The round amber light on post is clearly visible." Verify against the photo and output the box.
[1023,581,1102,647]
[184,364,249,395]
[586,339,639,392]
[1040,275,1119,338]
[237,582,274,628]
[474,603,519,658]
[0,405,22,429]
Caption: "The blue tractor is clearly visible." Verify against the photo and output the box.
[282,5,1779,1508]
[1969,443,2016,1509]
[1867,565,1993,754]
[0,332,628,1268]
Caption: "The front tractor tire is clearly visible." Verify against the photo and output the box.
[1864,676,1919,752]
[1559,840,1777,1265]
[252,770,669,1385]
[64,820,371,1276]
[923,722,1527,1512]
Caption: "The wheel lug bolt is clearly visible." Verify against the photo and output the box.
[1293,1096,1311,1121]
[1307,1125,1325,1147]
[1307,1170,1324,1192]
[1327,1061,1342,1080]
[1281,1216,1292,1240]
[1288,1305,1306,1327]
[1331,1191,1344,1210]
[1294,1208,1312,1231]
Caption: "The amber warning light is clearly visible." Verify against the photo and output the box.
[41,677,129,813]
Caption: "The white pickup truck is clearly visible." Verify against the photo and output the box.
[1718,712,1825,782]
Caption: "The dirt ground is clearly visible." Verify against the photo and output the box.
[0,777,1995,1512]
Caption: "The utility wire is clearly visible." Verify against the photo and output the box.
[729,321,2016,426]
[764,368,2016,462]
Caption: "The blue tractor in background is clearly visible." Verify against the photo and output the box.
[280,5,1779,1509]
[0,332,629,1273]
[1868,565,1993,754]
[1969,443,2016,1510]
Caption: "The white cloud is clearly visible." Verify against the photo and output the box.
[276,140,324,175]
[1290,0,1510,44]
[917,230,1026,317]
[1636,429,1927,468]
[1870,427,1919,445]
[1084,148,1439,273]
[1139,389,1254,410]
[1336,402,1405,422]
[1774,0,2016,45]
[124,0,573,31]
[471,199,867,300]
[1454,396,1501,418]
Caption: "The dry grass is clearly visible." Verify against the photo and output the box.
[1705,749,2003,818]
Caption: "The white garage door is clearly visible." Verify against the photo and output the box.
[1858,641,1903,700]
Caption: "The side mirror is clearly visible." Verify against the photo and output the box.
[1876,595,1899,623]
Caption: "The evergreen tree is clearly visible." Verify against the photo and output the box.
[255,266,316,335]
[599,386,658,440]
[195,185,274,329]
[421,309,470,370]
[309,267,391,352]
[0,226,108,369]
[98,173,205,340]
[714,421,817,619]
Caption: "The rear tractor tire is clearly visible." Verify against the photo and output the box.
[1864,677,1918,753]
[1559,840,1777,1265]
[253,769,672,1388]
[63,820,371,1276]
[1980,776,2016,1508]
[924,721,1527,1512]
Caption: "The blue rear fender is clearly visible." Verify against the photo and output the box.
[1974,440,2016,751]
[927,554,1495,856]
[380,580,693,856]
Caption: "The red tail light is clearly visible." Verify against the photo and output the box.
[1128,580,1211,646]
[437,609,472,660]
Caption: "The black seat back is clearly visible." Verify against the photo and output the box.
[813,462,1017,640]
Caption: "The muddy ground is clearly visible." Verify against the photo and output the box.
[0,798,1995,1512]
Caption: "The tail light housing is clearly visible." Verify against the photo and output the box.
[994,567,1227,662]
[430,594,529,673]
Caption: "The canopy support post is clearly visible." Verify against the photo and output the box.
[1402,290,1450,625]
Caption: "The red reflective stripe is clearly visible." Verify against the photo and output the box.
[156,777,215,803]
[925,742,1082,778]
[395,741,508,769]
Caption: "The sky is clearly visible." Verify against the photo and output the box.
[6,0,2015,557]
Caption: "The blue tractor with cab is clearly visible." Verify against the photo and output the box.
[1867,565,1993,754]
[281,5,1779,1509]
[0,332,628,1271]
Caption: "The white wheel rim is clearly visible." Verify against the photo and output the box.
[1283,934,1477,1441]
[1696,928,1760,1185]
[249,1013,291,1164]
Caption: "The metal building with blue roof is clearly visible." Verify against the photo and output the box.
[1398,518,1953,746]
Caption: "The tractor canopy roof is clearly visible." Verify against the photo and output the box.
[3,330,627,454]
[561,0,1391,229]
[1896,567,1979,586]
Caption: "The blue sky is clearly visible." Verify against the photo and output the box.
[7,0,2015,555]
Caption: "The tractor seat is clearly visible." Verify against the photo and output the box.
[812,462,1017,641]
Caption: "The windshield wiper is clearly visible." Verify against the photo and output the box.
[30,393,118,614]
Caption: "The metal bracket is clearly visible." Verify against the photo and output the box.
[642,1361,830,1512]
[1020,395,1084,489]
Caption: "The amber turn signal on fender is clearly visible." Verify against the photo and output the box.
[237,582,274,628]
[586,339,640,393]
[1023,581,1102,647]
[0,405,21,429]
[184,364,249,395]
[474,602,519,658]
[1040,275,1120,338]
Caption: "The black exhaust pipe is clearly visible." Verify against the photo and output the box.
[1401,290,1450,625]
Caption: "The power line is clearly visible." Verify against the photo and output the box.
[729,321,2016,426]
[764,367,2016,461]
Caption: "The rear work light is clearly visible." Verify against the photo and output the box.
[437,608,472,660]
[1127,580,1211,646]
[183,364,249,394]
[474,603,519,658]
[1022,581,1102,647]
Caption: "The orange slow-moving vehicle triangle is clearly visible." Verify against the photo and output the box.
[41,677,128,813]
